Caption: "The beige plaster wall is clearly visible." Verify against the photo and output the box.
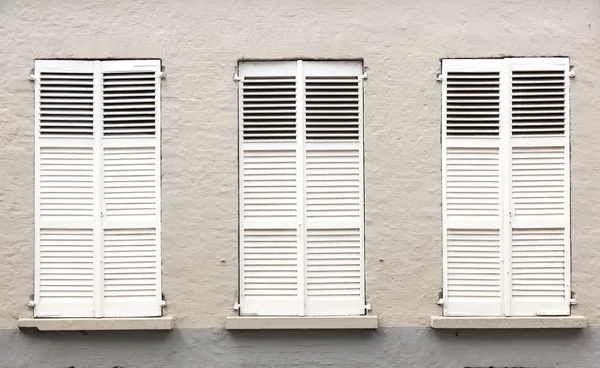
[0,0,598,328]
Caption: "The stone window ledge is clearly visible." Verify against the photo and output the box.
[430,315,587,329]
[225,315,378,330]
[17,317,174,331]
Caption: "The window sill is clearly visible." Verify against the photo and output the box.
[225,315,378,330]
[17,317,174,331]
[430,315,587,329]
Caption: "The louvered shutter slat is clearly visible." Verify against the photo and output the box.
[509,58,570,316]
[442,59,504,316]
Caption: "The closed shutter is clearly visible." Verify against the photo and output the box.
[34,60,96,317]
[238,60,365,316]
[100,60,162,317]
[508,58,570,316]
[442,57,571,317]
[238,61,302,315]
[34,59,161,318]
[302,61,365,315]
[441,59,505,316]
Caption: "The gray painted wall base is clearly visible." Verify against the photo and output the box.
[0,327,596,368]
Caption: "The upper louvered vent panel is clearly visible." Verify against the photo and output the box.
[305,76,360,140]
[511,70,566,136]
[103,72,157,136]
[446,72,500,136]
[38,72,94,136]
[242,76,296,140]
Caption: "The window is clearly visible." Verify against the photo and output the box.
[441,58,570,317]
[34,60,162,318]
[238,60,366,316]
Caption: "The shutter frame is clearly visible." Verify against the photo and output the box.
[508,58,570,316]
[100,60,162,317]
[34,60,97,317]
[302,61,365,316]
[442,59,505,316]
[238,61,302,315]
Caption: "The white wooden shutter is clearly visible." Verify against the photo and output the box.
[238,61,302,315]
[34,59,161,318]
[34,60,96,317]
[442,59,505,316]
[302,61,365,316]
[508,58,570,316]
[100,60,162,317]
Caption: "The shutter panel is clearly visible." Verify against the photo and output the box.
[442,59,504,316]
[34,60,96,317]
[100,60,162,317]
[302,61,365,316]
[508,58,570,316]
[238,61,302,315]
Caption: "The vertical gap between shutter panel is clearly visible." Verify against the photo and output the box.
[500,59,512,317]
[93,61,104,317]
[297,60,306,316]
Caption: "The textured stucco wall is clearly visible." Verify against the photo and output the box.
[0,0,599,333]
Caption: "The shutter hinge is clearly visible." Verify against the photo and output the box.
[570,298,577,305]
[364,303,372,311]
[233,74,242,82]
[233,303,241,310]
[436,298,444,305]
[436,73,443,82]
[568,70,575,78]
[28,68,36,81]
[160,300,167,307]
[158,71,166,79]
[360,72,368,80]
[27,300,35,308]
